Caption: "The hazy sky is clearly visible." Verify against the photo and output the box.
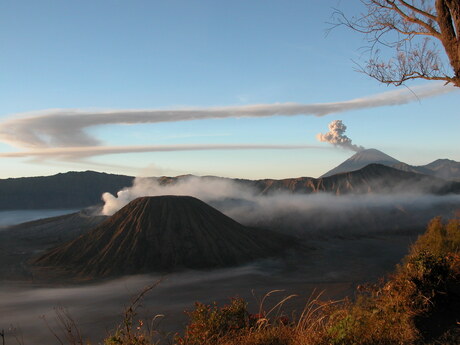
[0,0,458,179]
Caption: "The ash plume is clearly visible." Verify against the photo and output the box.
[316,120,364,152]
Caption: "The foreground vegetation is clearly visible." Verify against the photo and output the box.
[100,214,459,345]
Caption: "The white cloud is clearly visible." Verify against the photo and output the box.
[0,144,330,159]
[0,83,454,150]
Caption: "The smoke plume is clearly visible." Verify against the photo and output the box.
[316,120,364,152]
[101,176,249,215]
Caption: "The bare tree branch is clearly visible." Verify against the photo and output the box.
[384,0,441,36]
[397,0,437,21]
[331,0,460,87]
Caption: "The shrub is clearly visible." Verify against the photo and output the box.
[219,325,293,345]
[410,217,460,257]
[176,298,249,345]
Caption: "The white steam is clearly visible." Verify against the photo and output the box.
[316,120,364,152]
[101,176,251,215]
[101,176,460,237]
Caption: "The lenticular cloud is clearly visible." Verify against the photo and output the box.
[0,83,453,150]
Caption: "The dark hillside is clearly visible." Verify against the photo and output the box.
[227,164,460,195]
[0,170,133,210]
[0,210,106,279]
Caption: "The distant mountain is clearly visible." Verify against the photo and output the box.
[386,160,460,181]
[1,158,459,212]
[321,149,401,177]
[164,164,460,196]
[321,149,460,181]
[421,159,460,181]
[33,196,297,277]
[0,171,134,210]
[313,164,460,195]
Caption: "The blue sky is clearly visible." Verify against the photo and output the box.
[0,0,458,179]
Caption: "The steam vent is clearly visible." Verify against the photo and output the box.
[33,196,296,277]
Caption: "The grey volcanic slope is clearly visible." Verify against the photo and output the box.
[33,196,297,277]
[391,159,460,181]
[422,159,460,181]
[321,149,460,181]
[321,149,400,177]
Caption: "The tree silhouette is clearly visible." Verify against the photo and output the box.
[332,0,460,87]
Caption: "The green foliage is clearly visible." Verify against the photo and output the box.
[323,290,418,345]
[410,217,460,257]
[406,251,450,290]
[177,298,249,345]
[327,315,356,345]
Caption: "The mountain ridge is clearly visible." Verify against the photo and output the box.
[0,171,134,210]
[1,152,459,210]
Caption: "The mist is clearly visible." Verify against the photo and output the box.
[0,233,416,344]
[0,209,78,227]
[102,175,460,237]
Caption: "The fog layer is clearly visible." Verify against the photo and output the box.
[0,209,78,227]
[102,176,460,236]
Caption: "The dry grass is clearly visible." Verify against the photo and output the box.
[104,279,167,345]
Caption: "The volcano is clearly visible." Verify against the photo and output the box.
[321,149,401,177]
[320,149,460,181]
[33,196,296,277]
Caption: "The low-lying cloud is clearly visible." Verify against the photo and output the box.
[101,175,460,236]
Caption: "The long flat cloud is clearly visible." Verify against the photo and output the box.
[0,83,455,150]
[0,144,330,159]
